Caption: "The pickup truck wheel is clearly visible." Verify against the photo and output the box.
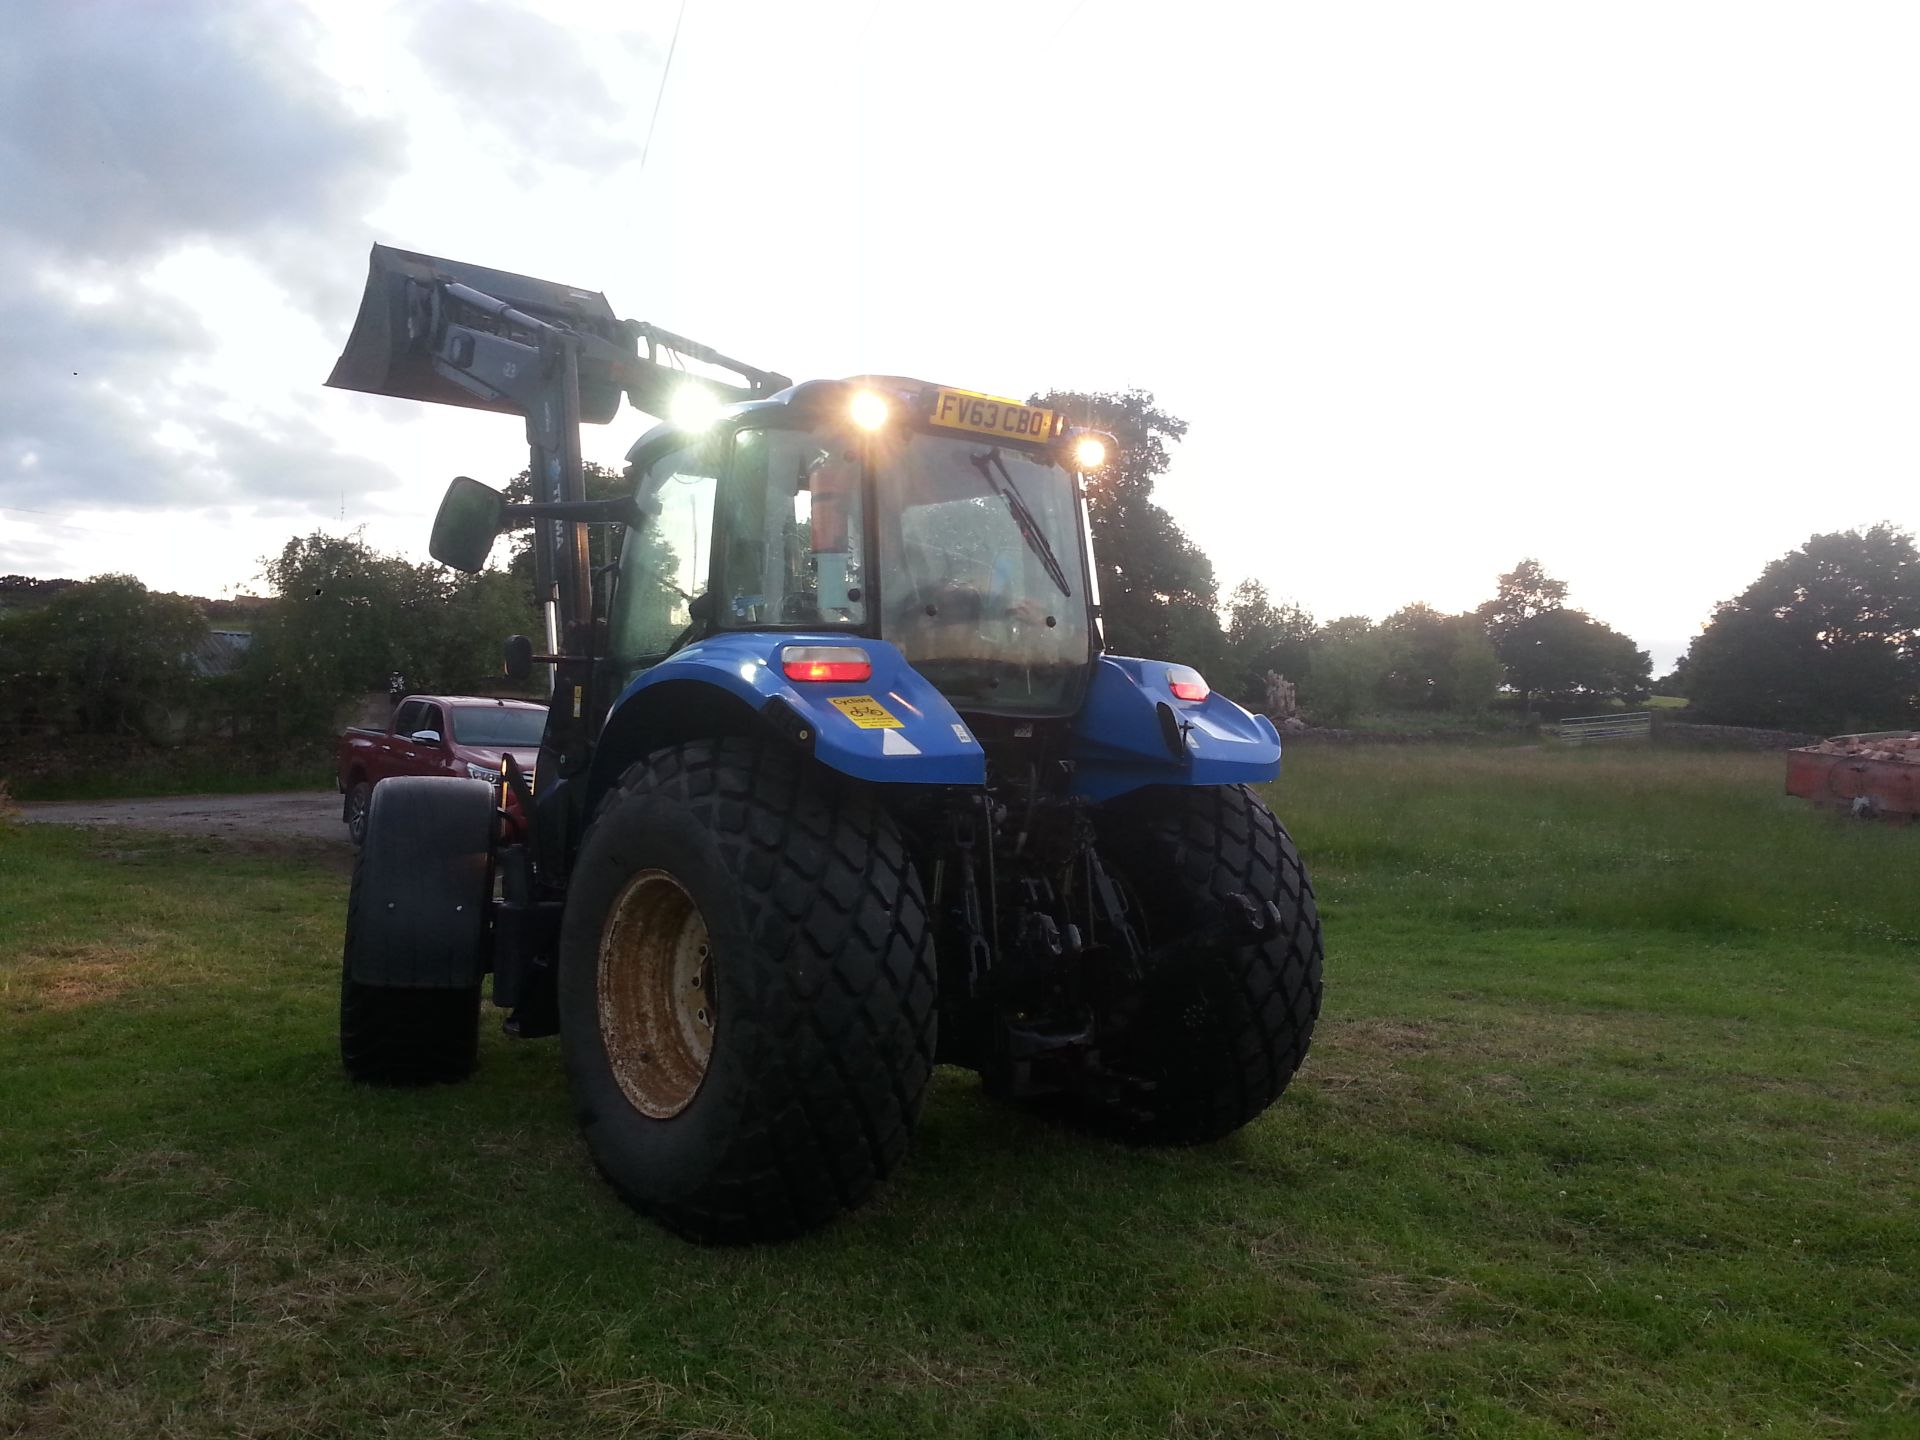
[558,739,935,1244]
[1079,784,1324,1144]
[344,780,372,847]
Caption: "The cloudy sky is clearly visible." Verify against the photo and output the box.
[3,0,1916,672]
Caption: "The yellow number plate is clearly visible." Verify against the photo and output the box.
[828,695,903,729]
[928,388,1056,443]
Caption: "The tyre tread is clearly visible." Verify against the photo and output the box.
[584,739,934,1242]
[1100,783,1323,1143]
[339,840,481,1084]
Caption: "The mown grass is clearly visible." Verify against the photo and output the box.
[1,748,1915,1438]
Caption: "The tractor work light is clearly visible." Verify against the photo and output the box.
[1167,665,1210,703]
[1071,435,1109,470]
[670,384,723,431]
[849,389,890,431]
[781,645,873,683]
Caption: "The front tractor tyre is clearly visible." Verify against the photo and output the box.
[339,777,494,1086]
[1091,783,1324,1144]
[559,739,936,1244]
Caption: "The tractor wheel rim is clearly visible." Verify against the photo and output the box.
[596,869,715,1119]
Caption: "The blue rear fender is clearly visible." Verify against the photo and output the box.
[1070,655,1282,803]
[589,633,987,804]
[587,640,1277,810]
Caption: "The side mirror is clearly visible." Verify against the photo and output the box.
[503,634,534,681]
[430,476,506,572]
[410,729,443,746]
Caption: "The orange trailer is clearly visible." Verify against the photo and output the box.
[1785,732,1920,820]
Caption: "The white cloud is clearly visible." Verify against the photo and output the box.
[0,0,410,565]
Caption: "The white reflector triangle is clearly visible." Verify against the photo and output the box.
[881,729,921,756]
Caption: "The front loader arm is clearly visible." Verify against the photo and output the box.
[328,244,788,639]
[327,242,789,875]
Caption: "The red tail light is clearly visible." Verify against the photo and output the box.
[781,645,872,683]
[1167,665,1210,702]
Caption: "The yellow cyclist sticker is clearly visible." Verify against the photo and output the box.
[828,695,903,729]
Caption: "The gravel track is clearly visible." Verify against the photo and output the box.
[18,790,345,845]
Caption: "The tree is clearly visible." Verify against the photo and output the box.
[0,575,82,610]
[1681,525,1919,730]
[1653,656,1691,698]
[1472,558,1649,711]
[1028,388,1224,667]
[504,461,631,610]
[1446,627,1503,715]
[244,533,409,740]
[1503,608,1652,706]
[1477,557,1569,644]
[1301,616,1390,723]
[1380,603,1503,714]
[0,575,205,738]
[1222,579,1315,705]
[404,567,539,694]
[1477,557,1570,711]
[1379,603,1448,710]
[243,531,539,741]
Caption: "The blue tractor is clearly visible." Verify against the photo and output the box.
[328,246,1323,1242]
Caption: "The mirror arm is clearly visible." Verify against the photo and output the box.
[502,497,637,526]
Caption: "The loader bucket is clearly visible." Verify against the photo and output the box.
[326,244,630,423]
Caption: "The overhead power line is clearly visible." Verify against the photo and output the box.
[1,504,142,538]
[637,0,691,178]
[1048,0,1091,41]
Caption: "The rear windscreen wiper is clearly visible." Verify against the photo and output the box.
[969,449,1072,597]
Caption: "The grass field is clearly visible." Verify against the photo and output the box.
[1,748,1915,1438]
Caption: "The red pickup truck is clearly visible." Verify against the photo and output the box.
[336,694,546,844]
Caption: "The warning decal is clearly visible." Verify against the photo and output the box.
[828,695,903,729]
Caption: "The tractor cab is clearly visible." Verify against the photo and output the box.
[610,380,1107,720]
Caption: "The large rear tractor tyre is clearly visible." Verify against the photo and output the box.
[559,739,936,1244]
[1088,783,1323,1144]
[339,777,492,1086]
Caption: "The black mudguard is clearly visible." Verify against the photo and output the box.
[347,776,496,988]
